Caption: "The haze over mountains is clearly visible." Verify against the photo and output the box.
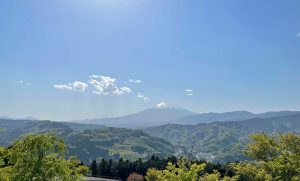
[0,116,38,121]
[171,110,300,125]
[72,101,300,128]
[73,101,194,128]
[1,101,300,163]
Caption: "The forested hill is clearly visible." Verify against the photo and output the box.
[0,119,175,163]
[1,113,300,164]
[144,113,300,163]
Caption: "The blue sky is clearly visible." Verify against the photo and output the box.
[1,0,300,121]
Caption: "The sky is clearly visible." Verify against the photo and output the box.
[0,0,300,121]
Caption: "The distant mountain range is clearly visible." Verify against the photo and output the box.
[71,101,300,128]
[0,116,38,120]
[72,101,194,128]
[144,113,300,163]
[171,110,300,125]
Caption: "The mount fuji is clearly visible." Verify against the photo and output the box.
[72,101,194,128]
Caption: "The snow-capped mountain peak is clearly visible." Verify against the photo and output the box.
[154,101,182,110]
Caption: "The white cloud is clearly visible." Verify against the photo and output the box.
[54,75,133,96]
[72,81,89,92]
[297,33,300,37]
[89,75,100,79]
[137,93,150,102]
[17,80,31,86]
[89,75,132,96]
[129,79,142,84]
[120,87,132,94]
[53,84,72,90]
[54,81,88,92]
[185,89,194,96]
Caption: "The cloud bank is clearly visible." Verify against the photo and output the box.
[53,81,88,92]
[89,75,132,96]
[54,75,134,97]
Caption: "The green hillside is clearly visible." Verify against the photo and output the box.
[144,114,300,163]
[0,119,175,163]
[65,127,175,162]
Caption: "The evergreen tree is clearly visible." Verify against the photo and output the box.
[91,160,98,176]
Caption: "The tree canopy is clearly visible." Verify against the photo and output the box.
[145,132,300,181]
[0,133,88,181]
[231,132,300,181]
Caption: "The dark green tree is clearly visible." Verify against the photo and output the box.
[91,160,98,176]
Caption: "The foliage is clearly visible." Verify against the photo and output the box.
[90,155,177,180]
[200,170,238,181]
[89,155,236,181]
[231,163,272,181]
[155,159,206,181]
[0,146,5,167]
[0,133,88,181]
[144,132,300,181]
[231,132,300,181]
[145,159,238,181]
[145,168,160,181]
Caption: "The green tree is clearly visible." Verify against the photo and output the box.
[145,168,160,181]
[145,159,238,181]
[0,133,88,181]
[231,132,300,181]
[200,170,238,181]
[0,146,10,181]
[147,158,206,181]
[231,163,272,181]
[0,146,5,167]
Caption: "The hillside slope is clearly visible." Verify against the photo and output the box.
[0,119,175,163]
[144,114,300,163]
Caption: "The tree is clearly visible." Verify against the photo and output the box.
[231,163,272,181]
[231,132,300,181]
[145,168,160,181]
[0,133,88,181]
[99,158,107,176]
[149,158,206,181]
[0,146,10,181]
[91,160,98,176]
[144,132,300,180]
[0,146,5,167]
[200,170,238,181]
[145,159,238,181]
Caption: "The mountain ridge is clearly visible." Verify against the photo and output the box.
[144,113,300,163]
[170,110,300,125]
[72,101,195,128]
